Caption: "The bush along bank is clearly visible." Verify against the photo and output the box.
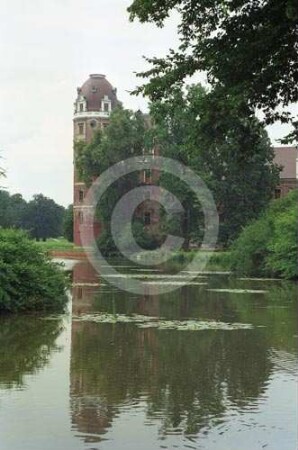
[0,229,69,313]
[228,190,298,280]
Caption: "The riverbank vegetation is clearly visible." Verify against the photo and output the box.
[229,190,298,280]
[0,229,68,313]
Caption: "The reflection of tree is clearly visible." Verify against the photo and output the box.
[70,261,297,441]
[0,316,63,388]
[70,320,271,441]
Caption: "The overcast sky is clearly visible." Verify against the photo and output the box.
[0,0,296,206]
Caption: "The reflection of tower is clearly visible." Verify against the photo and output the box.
[73,74,119,246]
[72,260,100,315]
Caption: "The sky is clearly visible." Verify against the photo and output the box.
[0,0,296,206]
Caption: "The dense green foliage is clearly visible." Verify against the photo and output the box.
[23,194,65,241]
[0,190,66,241]
[76,106,157,255]
[63,205,74,242]
[0,229,68,313]
[0,191,27,228]
[128,0,298,140]
[76,92,278,251]
[229,190,298,279]
[151,85,279,245]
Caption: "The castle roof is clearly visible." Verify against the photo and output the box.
[78,74,118,111]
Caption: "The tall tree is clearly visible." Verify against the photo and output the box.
[128,0,298,140]
[150,85,280,245]
[23,194,65,241]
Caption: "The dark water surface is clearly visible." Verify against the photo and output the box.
[0,260,297,450]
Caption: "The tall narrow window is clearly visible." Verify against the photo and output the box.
[79,190,84,202]
[78,123,84,135]
[144,212,151,225]
[143,169,151,183]
[104,102,110,112]
[77,287,83,300]
[78,211,84,224]
[79,103,84,112]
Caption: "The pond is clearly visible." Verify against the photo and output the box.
[0,259,297,450]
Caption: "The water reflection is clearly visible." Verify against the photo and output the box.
[70,260,297,447]
[0,260,296,449]
[0,316,64,389]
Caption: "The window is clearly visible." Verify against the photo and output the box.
[275,188,281,199]
[78,123,84,135]
[79,190,84,202]
[104,102,110,112]
[78,211,84,224]
[143,169,151,183]
[144,212,151,225]
[79,103,84,112]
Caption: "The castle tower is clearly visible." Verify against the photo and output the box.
[73,74,118,246]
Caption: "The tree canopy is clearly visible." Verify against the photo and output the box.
[150,84,279,245]
[23,194,65,241]
[0,190,66,241]
[76,90,279,249]
[128,0,298,139]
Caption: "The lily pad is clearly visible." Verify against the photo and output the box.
[137,320,253,331]
[72,313,253,331]
[143,281,208,286]
[207,288,268,294]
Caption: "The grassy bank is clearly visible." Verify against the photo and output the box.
[35,237,83,253]
[163,250,231,273]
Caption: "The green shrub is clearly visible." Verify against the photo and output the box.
[229,190,298,279]
[0,229,68,313]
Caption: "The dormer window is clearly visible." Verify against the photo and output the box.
[79,103,84,112]
[101,95,111,113]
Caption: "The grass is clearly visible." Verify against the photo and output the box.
[35,237,83,252]
[164,250,231,272]
[35,239,229,271]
